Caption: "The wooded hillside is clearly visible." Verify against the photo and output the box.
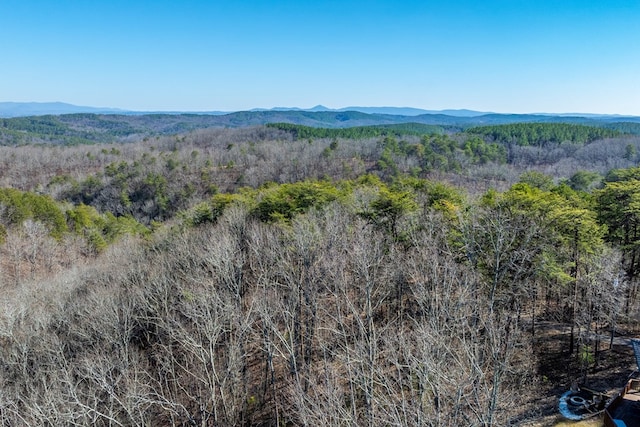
[1,122,640,425]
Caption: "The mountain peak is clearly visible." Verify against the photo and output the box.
[309,105,330,111]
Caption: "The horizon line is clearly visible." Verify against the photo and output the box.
[1,101,639,118]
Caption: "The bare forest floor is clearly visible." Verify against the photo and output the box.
[519,320,639,426]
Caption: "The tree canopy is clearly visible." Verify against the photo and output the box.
[468,123,620,146]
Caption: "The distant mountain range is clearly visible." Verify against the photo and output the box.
[2,102,638,120]
[249,105,492,117]
[0,102,129,117]
[2,101,640,147]
[0,102,494,118]
[2,104,640,146]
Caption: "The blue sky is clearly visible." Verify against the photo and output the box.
[2,0,639,114]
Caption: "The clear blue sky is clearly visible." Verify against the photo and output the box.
[2,0,639,114]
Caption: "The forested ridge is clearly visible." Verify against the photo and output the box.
[1,122,640,425]
[467,123,620,146]
[1,111,639,146]
[265,122,452,138]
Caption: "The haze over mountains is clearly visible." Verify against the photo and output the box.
[249,105,492,117]
[1,101,638,120]
[0,102,128,117]
[0,102,494,117]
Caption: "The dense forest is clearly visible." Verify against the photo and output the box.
[467,123,620,146]
[1,118,640,425]
[265,123,451,138]
[2,110,640,145]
